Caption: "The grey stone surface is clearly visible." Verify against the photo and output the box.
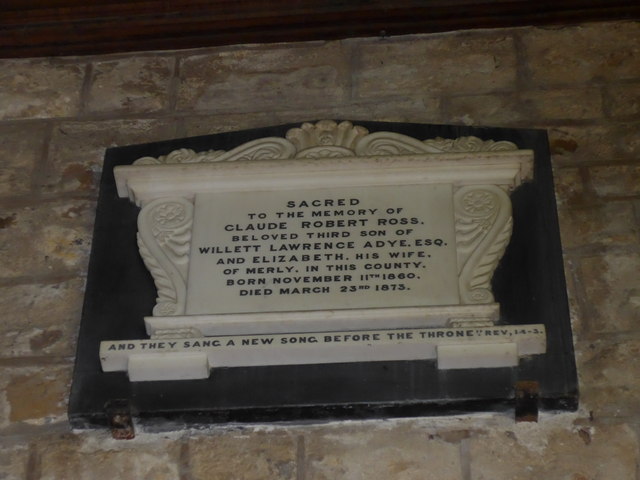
[469,424,638,480]
[354,33,517,98]
[446,93,523,126]
[521,22,640,87]
[552,167,587,208]
[0,122,47,196]
[188,431,297,480]
[178,97,444,139]
[589,164,640,197]
[37,434,180,480]
[177,111,290,138]
[0,443,29,479]
[40,119,177,194]
[0,200,95,278]
[177,42,349,113]
[305,425,463,480]
[521,88,603,121]
[0,59,84,120]
[87,57,173,114]
[557,201,638,249]
[607,81,640,117]
[0,278,83,356]
[547,123,640,166]
[579,252,640,333]
[578,337,640,418]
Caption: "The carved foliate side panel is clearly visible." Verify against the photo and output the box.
[454,185,513,304]
[137,197,194,316]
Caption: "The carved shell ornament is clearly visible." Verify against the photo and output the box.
[133,120,518,165]
[133,120,522,314]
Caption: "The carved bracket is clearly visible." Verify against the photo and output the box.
[137,197,194,316]
[454,185,513,304]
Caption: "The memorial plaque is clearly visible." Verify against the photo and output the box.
[70,120,578,432]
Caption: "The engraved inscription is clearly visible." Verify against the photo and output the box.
[185,184,459,314]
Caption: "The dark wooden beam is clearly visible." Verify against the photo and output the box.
[1,0,639,58]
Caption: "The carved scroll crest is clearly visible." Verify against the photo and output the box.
[134,138,296,165]
[133,120,518,165]
[286,120,369,158]
[137,197,194,315]
[454,185,513,304]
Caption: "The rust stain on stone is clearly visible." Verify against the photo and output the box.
[551,138,579,154]
[62,164,94,190]
[577,428,592,445]
[29,329,63,351]
[0,213,17,229]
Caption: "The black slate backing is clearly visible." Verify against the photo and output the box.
[69,121,578,430]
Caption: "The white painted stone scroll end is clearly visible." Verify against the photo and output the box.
[437,343,519,370]
[128,352,210,382]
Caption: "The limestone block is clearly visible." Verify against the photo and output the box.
[0,278,83,356]
[315,97,443,125]
[87,57,173,114]
[446,93,523,126]
[578,338,640,418]
[0,200,94,278]
[469,424,638,480]
[354,34,517,98]
[446,87,604,126]
[177,97,443,138]
[521,88,603,121]
[0,59,84,120]
[305,426,463,480]
[188,432,297,480]
[557,202,638,249]
[0,365,71,427]
[0,122,47,196]
[0,444,29,479]
[521,22,640,87]
[177,43,349,113]
[551,167,587,208]
[178,112,288,138]
[40,119,176,194]
[581,376,640,421]
[37,434,180,480]
[579,253,640,333]
[589,165,640,197]
[607,82,640,117]
[548,124,640,166]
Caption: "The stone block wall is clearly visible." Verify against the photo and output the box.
[0,20,639,479]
